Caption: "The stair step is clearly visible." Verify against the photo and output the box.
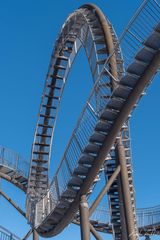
[95,120,111,132]
[34,142,50,147]
[32,159,48,164]
[78,154,95,165]
[31,172,47,177]
[44,95,59,100]
[42,105,56,109]
[93,37,105,44]
[36,133,52,138]
[97,47,107,54]
[33,151,49,155]
[145,31,160,50]
[74,165,89,175]
[90,131,106,143]
[32,166,48,171]
[39,114,55,119]
[97,59,106,65]
[30,179,47,183]
[127,59,147,76]
[37,124,53,129]
[48,74,63,80]
[63,46,72,53]
[54,65,66,70]
[92,29,103,35]
[29,183,47,188]
[101,108,118,121]
[84,143,100,153]
[114,84,132,100]
[47,84,61,90]
[54,208,66,215]
[57,55,68,61]
[68,176,83,187]
[135,46,155,63]
[66,38,75,44]
[107,97,124,110]
[58,199,70,208]
[61,189,77,199]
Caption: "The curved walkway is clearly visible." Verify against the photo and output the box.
[0,146,28,192]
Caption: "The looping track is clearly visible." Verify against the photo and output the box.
[23,0,160,238]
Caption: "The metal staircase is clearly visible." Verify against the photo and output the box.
[25,0,160,238]
[90,204,160,236]
[103,21,138,240]
[0,146,28,192]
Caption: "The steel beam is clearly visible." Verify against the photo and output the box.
[79,195,90,240]
[23,229,33,240]
[0,190,26,218]
[90,224,102,240]
[116,170,128,240]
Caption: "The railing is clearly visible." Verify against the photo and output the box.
[137,205,160,228]
[0,225,21,240]
[0,146,29,179]
[115,0,160,70]
[90,205,160,229]
[35,0,160,226]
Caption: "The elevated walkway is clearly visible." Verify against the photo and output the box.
[0,146,28,192]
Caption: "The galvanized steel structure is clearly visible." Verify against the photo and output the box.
[0,0,160,240]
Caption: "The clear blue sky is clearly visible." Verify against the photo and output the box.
[0,0,159,240]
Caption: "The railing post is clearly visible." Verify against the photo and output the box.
[79,195,90,240]
[15,154,19,171]
[42,198,45,220]
[2,147,4,165]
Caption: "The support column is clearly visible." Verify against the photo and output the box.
[116,175,128,240]
[79,195,90,240]
[116,140,137,240]
[33,230,39,240]
[90,224,102,240]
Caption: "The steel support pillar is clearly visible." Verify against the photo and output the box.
[116,140,137,240]
[0,190,26,218]
[79,195,90,240]
[116,174,128,240]
[33,230,39,240]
